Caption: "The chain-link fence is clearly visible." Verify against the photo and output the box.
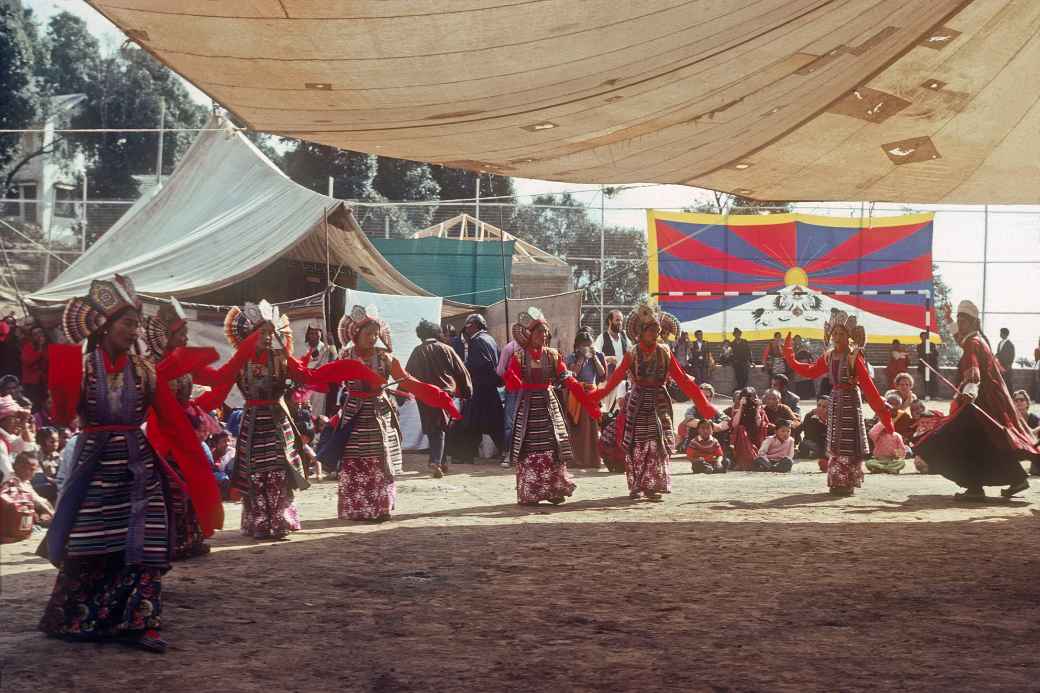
[4,190,1040,378]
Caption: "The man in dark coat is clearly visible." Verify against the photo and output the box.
[689,329,711,384]
[406,320,472,477]
[730,327,752,390]
[448,314,504,463]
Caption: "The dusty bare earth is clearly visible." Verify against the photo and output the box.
[2,402,1040,692]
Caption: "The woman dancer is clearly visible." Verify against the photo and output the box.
[503,308,599,505]
[40,276,221,652]
[783,313,892,495]
[592,302,718,501]
[142,298,258,558]
[333,305,460,521]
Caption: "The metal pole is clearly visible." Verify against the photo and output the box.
[924,295,932,397]
[80,172,88,253]
[475,176,481,222]
[155,97,166,185]
[600,184,606,334]
[981,204,989,331]
[327,176,334,198]
[324,206,331,338]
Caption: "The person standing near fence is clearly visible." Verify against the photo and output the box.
[730,327,752,390]
[594,309,630,413]
[689,329,711,384]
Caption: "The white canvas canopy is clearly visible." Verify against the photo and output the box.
[28,116,476,319]
[87,1,1040,203]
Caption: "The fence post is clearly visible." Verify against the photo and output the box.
[600,185,606,334]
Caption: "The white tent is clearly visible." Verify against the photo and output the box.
[87,1,1040,203]
[28,115,475,318]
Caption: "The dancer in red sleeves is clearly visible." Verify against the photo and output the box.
[503,308,598,506]
[39,275,220,653]
[332,305,460,521]
[915,300,1036,501]
[142,297,261,558]
[782,313,892,496]
[591,302,718,501]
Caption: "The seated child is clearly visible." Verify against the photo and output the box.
[866,393,908,474]
[686,419,725,474]
[753,420,794,472]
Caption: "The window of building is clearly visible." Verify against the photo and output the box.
[19,184,38,224]
[54,186,78,218]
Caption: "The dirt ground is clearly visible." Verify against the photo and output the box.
[3,402,1040,692]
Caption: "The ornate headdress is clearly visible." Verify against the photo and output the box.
[824,310,865,347]
[62,274,142,343]
[624,300,680,343]
[142,296,187,357]
[223,300,293,352]
[511,307,548,348]
[338,304,392,351]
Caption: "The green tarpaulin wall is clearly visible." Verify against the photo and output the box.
[359,237,514,306]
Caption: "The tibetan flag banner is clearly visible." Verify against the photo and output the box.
[647,210,936,343]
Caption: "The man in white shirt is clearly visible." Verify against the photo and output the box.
[0,395,37,482]
[593,310,629,412]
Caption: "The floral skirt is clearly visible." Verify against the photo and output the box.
[627,440,671,493]
[516,451,576,503]
[338,457,396,520]
[827,455,864,490]
[39,554,162,638]
[241,469,300,539]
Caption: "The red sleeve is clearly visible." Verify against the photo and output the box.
[592,352,632,401]
[712,441,723,457]
[668,353,719,419]
[301,357,385,390]
[503,355,524,391]
[783,334,828,378]
[151,375,223,535]
[856,354,893,433]
[191,331,263,411]
[390,356,461,419]
[564,376,601,420]
[47,344,83,425]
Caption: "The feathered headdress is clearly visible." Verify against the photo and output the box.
[824,310,865,346]
[624,300,680,343]
[224,299,293,352]
[142,296,187,357]
[511,307,548,348]
[62,274,142,343]
[338,304,392,351]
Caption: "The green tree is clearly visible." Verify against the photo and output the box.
[686,189,791,214]
[282,140,378,200]
[373,157,439,226]
[74,47,207,200]
[41,11,99,95]
[0,3,41,180]
[431,166,514,203]
[931,264,959,366]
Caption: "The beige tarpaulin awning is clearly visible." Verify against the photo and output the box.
[88,1,1039,203]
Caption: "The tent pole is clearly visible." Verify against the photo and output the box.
[80,172,88,253]
[155,97,166,185]
[324,206,332,338]
[981,204,989,330]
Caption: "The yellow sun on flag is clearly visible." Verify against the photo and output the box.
[784,266,809,287]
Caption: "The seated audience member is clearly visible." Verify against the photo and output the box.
[208,431,234,499]
[686,418,726,474]
[866,395,908,474]
[770,373,800,411]
[0,395,37,482]
[33,394,57,431]
[55,430,81,498]
[677,383,730,451]
[31,426,61,504]
[762,389,801,433]
[729,388,770,471]
[4,452,53,528]
[797,396,829,460]
[1011,391,1040,476]
[753,420,795,472]
[908,400,944,474]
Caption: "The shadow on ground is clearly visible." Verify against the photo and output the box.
[3,511,1040,693]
